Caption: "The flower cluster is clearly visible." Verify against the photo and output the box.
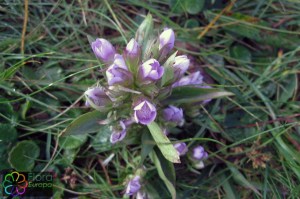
[85,17,213,197]
[86,27,210,145]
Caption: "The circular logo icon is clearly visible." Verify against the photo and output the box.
[2,171,28,196]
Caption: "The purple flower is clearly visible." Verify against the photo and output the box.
[173,55,190,78]
[138,59,164,84]
[106,54,133,86]
[134,100,157,125]
[193,146,208,160]
[172,71,203,87]
[159,28,175,54]
[174,142,188,156]
[125,38,140,57]
[110,121,127,144]
[91,38,116,62]
[125,176,141,196]
[84,87,111,107]
[163,105,184,126]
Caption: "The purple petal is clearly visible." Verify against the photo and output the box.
[91,38,116,62]
[174,142,188,156]
[193,146,208,160]
[106,55,133,86]
[172,71,203,87]
[126,38,139,56]
[159,28,175,53]
[110,130,126,144]
[163,106,184,126]
[84,87,111,107]
[138,59,164,83]
[125,176,141,196]
[134,100,157,125]
[173,55,190,78]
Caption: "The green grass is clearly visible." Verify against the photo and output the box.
[1,0,300,198]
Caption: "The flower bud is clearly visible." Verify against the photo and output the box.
[91,38,116,63]
[106,54,133,86]
[125,38,140,57]
[193,145,208,160]
[172,71,203,87]
[125,176,141,196]
[138,59,164,84]
[173,55,190,79]
[110,121,127,144]
[174,142,188,156]
[159,28,175,54]
[84,87,111,108]
[134,99,157,125]
[163,105,184,126]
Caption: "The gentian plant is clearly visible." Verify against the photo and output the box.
[62,14,233,198]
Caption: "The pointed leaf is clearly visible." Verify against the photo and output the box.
[147,122,180,163]
[165,86,234,104]
[61,111,108,136]
[161,51,177,87]
[229,165,261,196]
[135,13,154,45]
[150,150,176,199]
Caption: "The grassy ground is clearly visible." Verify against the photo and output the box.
[1,0,300,198]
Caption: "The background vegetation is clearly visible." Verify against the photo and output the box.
[1,0,300,198]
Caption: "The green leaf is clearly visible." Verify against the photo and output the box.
[278,73,297,103]
[8,140,40,171]
[150,150,176,199]
[0,123,17,142]
[55,149,78,166]
[91,125,113,152]
[205,11,300,50]
[140,130,155,164]
[165,86,234,104]
[58,134,87,150]
[220,174,239,199]
[161,51,177,87]
[147,122,180,163]
[228,165,261,196]
[169,0,185,14]
[135,13,154,46]
[184,18,200,28]
[36,65,63,82]
[184,0,205,14]
[61,110,108,136]
[223,110,267,142]
[230,45,252,64]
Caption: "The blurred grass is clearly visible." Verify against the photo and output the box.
[1,0,300,198]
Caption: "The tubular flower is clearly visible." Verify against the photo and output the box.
[106,54,133,86]
[134,100,157,125]
[138,58,164,84]
[84,87,111,108]
[159,28,175,54]
[163,105,184,126]
[91,38,116,62]
[173,55,190,79]
[110,121,127,144]
[174,142,188,156]
[125,38,140,57]
[125,176,141,196]
[172,71,203,87]
[193,145,208,160]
